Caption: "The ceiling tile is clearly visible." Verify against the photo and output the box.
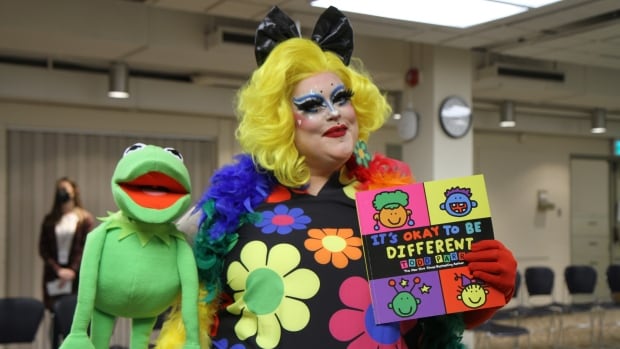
[536,48,620,70]
[509,0,620,31]
[568,23,620,42]
[499,44,553,56]
[206,1,270,20]
[353,22,424,41]
[1,0,619,112]
[604,35,620,46]
[408,30,455,44]
[534,36,591,49]
[442,35,497,48]
[473,25,532,40]
[152,0,219,13]
[574,41,620,56]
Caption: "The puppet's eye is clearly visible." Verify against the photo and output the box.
[123,143,146,157]
[164,147,183,161]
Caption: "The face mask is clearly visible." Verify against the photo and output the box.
[55,188,71,204]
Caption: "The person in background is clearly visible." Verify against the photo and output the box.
[158,6,517,349]
[39,176,94,311]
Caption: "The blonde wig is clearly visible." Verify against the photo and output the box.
[235,38,391,187]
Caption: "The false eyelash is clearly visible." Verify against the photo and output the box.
[294,97,325,113]
[333,88,355,104]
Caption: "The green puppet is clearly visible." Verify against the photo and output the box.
[60,143,200,349]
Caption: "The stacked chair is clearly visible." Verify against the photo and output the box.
[522,266,563,348]
[559,265,599,347]
[475,264,620,348]
[599,264,620,347]
[0,297,45,344]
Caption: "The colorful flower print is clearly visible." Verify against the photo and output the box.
[304,228,363,269]
[342,180,359,200]
[329,276,404,348]
[255,204,311,235]
[265,185,291,203]
[213,338,246,349]
[354,140,371,168]
[226,241,320,349]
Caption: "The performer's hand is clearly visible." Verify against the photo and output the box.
[464,240,517,301]
[57,267,76,281]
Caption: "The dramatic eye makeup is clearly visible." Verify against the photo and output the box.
[292,84,354,117]
[331,86,354,107]
[293,94,325,114]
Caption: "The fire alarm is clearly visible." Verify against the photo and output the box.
[405,68,419,87]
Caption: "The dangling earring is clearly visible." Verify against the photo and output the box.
[354,140,371,168]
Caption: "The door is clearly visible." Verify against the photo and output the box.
[570,157,610,299]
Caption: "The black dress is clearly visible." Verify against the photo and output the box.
[211,172,411,349]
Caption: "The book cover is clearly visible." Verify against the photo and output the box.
[355,174,506,324]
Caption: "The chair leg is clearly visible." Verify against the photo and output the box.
[548,314,557,348]
[589,310,596,347]
[511,333,528,349]
[525,333,531,349]
[597,310,604,348]
[553,312,562,349]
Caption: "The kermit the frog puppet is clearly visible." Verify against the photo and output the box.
[60,143,200,349]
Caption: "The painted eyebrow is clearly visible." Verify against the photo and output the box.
[330,85,346,100]
[292,92,325,105]
[292,84,347,105]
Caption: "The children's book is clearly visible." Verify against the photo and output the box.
[355,174,506,324]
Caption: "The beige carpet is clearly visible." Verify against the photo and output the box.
[473,307,620,349]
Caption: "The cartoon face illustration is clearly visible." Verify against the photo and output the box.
[456,274,488,309]
[387,278,422,318]
[372,190,415,230]
[376,205,410,228]
[389,291,421,317]
[439,187,478,217]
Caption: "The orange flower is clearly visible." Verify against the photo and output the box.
[304,228,363,269]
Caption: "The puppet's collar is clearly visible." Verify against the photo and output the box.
[101,211,184,246]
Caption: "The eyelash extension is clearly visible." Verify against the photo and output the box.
[293,97,324,113]
[333,88,354,104]
[292,87,355,113]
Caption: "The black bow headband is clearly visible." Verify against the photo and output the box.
[254,6,354,66]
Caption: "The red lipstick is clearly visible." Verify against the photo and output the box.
[324,125,347,137]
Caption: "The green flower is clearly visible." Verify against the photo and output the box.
[226,241,320,348]
[354,140,371,168]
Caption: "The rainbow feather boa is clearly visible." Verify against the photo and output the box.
[193,154,275,301]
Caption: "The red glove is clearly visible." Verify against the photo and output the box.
[464,239,517,302]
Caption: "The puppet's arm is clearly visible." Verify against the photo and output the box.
[463,240,517,328]
[59,224,106,349]
[176,237,200,349]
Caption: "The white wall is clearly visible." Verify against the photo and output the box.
[474,131,610,302]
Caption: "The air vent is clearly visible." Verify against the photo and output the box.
[221,31,255,45]
[497,66,565,82]
[206,27,255,50]
[477,64,565,83]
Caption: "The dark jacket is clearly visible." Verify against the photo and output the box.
[38,208,95,311]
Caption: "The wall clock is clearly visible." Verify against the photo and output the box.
[439,95,472,138]
[398,108,419,142]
